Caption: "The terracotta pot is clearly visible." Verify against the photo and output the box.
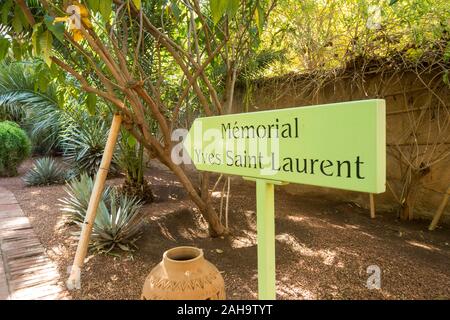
[141,246,226,300]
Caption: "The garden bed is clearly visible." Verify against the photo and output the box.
[1,159,449,300]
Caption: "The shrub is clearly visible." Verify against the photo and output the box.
[118,132,154,203]
[0,121,31,176]
[59,174,145,253]
[59,173,111,223]
[61,118,120,177]
[23,157,65,186]
[0,62,64,154]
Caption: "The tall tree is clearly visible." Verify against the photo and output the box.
[2,0,275,236]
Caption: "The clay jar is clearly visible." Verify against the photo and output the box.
[141,246,225,300]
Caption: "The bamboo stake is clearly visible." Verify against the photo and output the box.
[370,194,376,219]
[219,178,226,224]
[66,114,122,290]
[428,185,450,231]
[225,177,231,229]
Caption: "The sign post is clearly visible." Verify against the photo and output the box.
[183,99,386,299]
[244,178,287,299]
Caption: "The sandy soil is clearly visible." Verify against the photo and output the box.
[1,159,449,300]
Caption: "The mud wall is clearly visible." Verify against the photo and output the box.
[232,69,450,223]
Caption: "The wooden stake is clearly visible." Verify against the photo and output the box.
[370,193,376,219]
[428,185,450,231]
[66,114,122,290]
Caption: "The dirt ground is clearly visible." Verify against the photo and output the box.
[1,159,449,300]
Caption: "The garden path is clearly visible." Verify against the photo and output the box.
[0,187,69,300]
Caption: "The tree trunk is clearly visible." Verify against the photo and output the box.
[163,154,227,237]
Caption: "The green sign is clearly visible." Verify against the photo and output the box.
[184,99,386,194]
[183,99,386,300]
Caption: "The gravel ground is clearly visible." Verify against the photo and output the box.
[1,159,449,300]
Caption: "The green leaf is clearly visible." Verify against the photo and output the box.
[117,243,130,251]
[87,0,100,13]
[443,70,449,87]
[18,5,29,29]
[210,0,228,25]
[127,135,137,148]
[44,15,65,43]
[170,1,181,22]
[39,30,53,66]
[86,93,97,115]
[227,0,239,19]
[1,0,13,25]
[38,72,49,92]
[389,0,399,5]
[50,62,60,78]
[12,39,22,60]
[254,1,265,34]
[0,36,10,60]
[12,5,23,33]
[31,23,43,56]
[99,0,112,22]
[132,0,141,10]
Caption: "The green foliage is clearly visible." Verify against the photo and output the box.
[239,49,286,81]
[118,130,154,203]
[23,157,65,186]
[0,36,10,60]
[0,120,31,176]
[59,173,145,253]
[261,0,450,74]
[59,173,111,223]
[118,132,142,184]
[61,117,119,177]
[0,62,63,153]
[44,15,65,43]
[89,190,145,252]
[210,0,242,24]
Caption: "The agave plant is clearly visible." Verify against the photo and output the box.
[59,173,145,252]
[61,117,120,177]
[59,173,111,223]
[23,157,65,186]
[89,191,145,253]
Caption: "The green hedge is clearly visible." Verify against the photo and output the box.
[0,121,31,176]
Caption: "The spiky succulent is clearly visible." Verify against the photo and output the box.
[89,191,145,253]
[59,173,111,223]
[23,157,65,186]
[59,173,145,252]
[61,118,120,177]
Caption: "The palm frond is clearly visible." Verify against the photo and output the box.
[0,62,63,153]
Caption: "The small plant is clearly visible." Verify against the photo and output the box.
[59,174,145,252]
[89,191,145,253]
[118,131,154,203]
[59,173,111,223]
[61,118,119,177]
[0,121,31,176]
[23,157,66,186]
